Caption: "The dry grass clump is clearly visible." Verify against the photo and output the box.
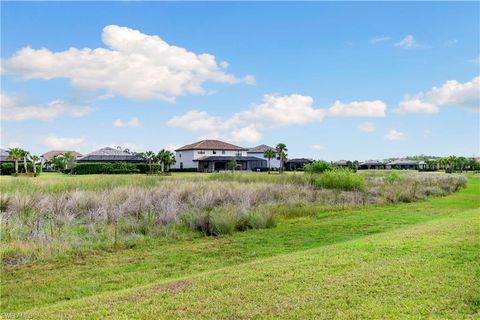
[0,173,467,264]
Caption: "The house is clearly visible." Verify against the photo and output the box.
[0,149,12,163]
[41,150,83,167]
[247,144,281,169]
[172,139,267,172]
[285,158,313,171]
[333,160,349,167]
[387,159,424,170]
[77,147,144,163]
[359,160,386,170]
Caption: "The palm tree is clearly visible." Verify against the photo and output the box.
[30,155,40,175]
[275,143,288,173]
[158,149,176,174]
[22,150,30,173]
[63,152,76,170]
[263,149,276,174]
[8,148,24,174]
[143,151,155,174]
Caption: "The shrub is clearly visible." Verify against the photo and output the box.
[0,163,37,175]
[72,162,140,175]
[315,168,366,191]
[246,209,275,229]
[384,171,403,184]
[208,208,239,236]
[304,160,333,174]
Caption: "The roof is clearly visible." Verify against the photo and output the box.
[360,160,386,165]
[0,148,11,163]
[194,156,266,162]
[176,140,247,151]
[388,159,418,165]
[77,147,144,162]
[286,158,313,163]
[334,160,349,165]
[41,150,83,161]
[247,144,275,153]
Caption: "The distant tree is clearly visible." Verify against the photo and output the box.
[275,143,288,173]
[353,160,360,170]
[304,160,333,174]
[456,156,467,172]
[63,152,76,170]
[143,151,155,174]
[22,149,30,173]
[227,159,237,173]
[123,148,131,154]
[8,148,24,174]
[157,149,176,174]
[30,155,40,175]
[263,149,276,174]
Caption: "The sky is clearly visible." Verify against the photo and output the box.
[1,2,479,161]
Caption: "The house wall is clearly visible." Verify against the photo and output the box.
[247,152,281,168]
[172,149,248,169]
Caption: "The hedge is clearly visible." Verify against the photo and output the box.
[72,162,140,175]
[0,163,38,175]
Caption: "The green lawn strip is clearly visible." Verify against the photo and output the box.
[1,177,478,313]
[14,208,480,319]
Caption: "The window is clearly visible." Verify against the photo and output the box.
[198,150,205,155]
[213,150,217,154]
[222,150,226,155]
[235,151,242,156]
[179,152,182,158]
[180,162,183,169]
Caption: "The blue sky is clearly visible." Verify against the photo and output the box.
[1,2,479,160]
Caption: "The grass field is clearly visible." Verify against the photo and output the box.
[1,172,478,318]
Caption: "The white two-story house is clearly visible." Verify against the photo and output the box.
[173,140,267,172]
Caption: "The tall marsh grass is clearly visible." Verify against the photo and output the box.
[0,172,467,264]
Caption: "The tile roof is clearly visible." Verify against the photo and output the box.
[41,150,83,161]
[247,144,275,153]
[77,147,144,162]
[176,140,247,151]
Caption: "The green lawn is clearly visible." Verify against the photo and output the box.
[1,176,479,319]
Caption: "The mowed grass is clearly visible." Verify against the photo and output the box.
[1,176,478,318]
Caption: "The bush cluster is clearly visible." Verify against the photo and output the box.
[314,168,366,191]
[304,160,333,174]
[0,163,37,175]
[73,162,140,175]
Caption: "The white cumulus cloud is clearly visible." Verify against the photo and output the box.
[1,92,92,121]
[113,117,141,128]
[384,129,405,141]
[1,25,254,101]
[396,76,480,113]
[395,35,416,48]
[328,100,386,117]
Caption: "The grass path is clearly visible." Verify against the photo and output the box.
[1,177,479,318]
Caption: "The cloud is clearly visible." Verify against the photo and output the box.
[396,76,480,113]
[43,135,86,149]
[395,35,416,48]
[328,100,386,117]
[357,121,375,132]
[2,25,254,102]
[384,129,405,141]
[168,94,387,144]
[370,36,391,44]
[469,56,480,65]
[230,125,262,144]
[312,144,327,151]
[113,117,141,128]
[0,92,92,121]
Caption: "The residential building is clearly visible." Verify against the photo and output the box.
[247,144,281,169]
[387,159,425,170]
[359,160,387,170]
[41,150,83,167]
[0,149,12,163]
[285,158,313,171]
[172,139,267,172]
[77,147,144,163]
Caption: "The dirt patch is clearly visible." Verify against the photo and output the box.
[152,280,192,295]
